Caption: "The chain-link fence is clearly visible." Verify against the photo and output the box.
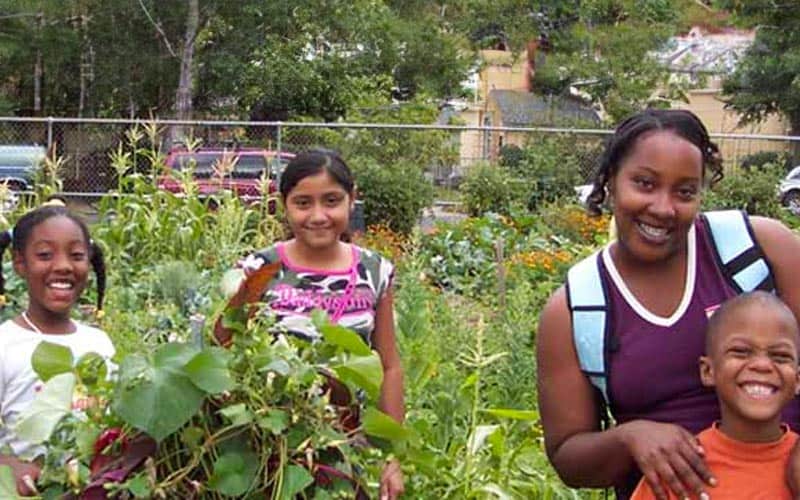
[0,117,797,198]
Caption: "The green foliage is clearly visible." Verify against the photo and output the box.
[460,163,528,216]
[26,304,408,497]
[0,1,473,119]
[507,135,596,210]
[351,158,433,235]
[739,151,791,172]
[720,0,800,136]
[392,252,597,498]
[703,162,789,220]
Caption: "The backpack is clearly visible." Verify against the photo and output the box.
[566,210,776,408]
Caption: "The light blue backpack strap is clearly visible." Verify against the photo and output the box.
[567,251,611,406]
[702,210,775,293]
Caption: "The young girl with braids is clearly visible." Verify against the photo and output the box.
[536,109,800,499]
[0,203,112,496]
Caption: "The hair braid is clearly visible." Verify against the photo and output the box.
[89,241,106,311]
[0,229,12,305]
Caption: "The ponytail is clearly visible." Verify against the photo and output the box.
[89,241,106,311]
[0,229,11,306]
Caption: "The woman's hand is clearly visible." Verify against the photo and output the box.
[620,420,715,500]
[380,459,404,500]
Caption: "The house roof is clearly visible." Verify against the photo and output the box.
[487,89,601,127]
[657,27,754,76]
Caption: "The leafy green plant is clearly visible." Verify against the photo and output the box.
[703,162,789,220]
[459,163,528,216]
[738,151,791,172]
[21,308,410,499]
[351,158,433,235]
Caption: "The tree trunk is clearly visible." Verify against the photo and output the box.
[78,13,93,117]
[33,12,43,115]
[175,0,198,122]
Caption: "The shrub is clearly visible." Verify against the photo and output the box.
[504,136,598,210]
[460,163,528,216]
[703,162,787,219]
[351,158,433,235]
[739,151,791,172]
[499,144,525,170]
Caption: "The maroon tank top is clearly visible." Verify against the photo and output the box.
[599,216,800,497]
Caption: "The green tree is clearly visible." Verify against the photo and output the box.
[719,0,800,138]
[447,0,694,122]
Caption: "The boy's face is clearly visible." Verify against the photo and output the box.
[699,302,800,441]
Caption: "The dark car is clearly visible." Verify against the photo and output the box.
[157,147,294,204]
[0,145,45,191]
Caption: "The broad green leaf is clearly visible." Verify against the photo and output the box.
[222,306,247,331]
[487,425,505,458]
[76,425,102,457]
[467,425,499,455]
[332,354,383,400]
[257,409,289,435]
[41,485,68,500]
[184,348,235,394]
[310,309,329,329]
[0,465,22,499]
[14,373,75,444]
[31,341,74,382]
[126,474,151,498]
[220,268,245,298]
[362,408,412,442]
[278,464,313,500]
[219,403,253,427]
[113,343,205,442]
[75,352,108,387]
[208,450,258,496]
[260,359,291,376]
[483,408,539,421]
[181,426,204,450]
[318,323,371,356]
[155,342,200,368]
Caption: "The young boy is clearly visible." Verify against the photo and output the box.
[631,291,800,500]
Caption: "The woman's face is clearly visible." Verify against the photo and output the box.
[609,130,704,265]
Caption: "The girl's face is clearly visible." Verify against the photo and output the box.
[13,216,90,318]
[284,169,353,251]
[609,130,703,265]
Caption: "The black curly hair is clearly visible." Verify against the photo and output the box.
[587,109,723,215]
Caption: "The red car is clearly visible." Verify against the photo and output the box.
[157,147,294,204]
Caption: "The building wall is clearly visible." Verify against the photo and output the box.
[478,50,529,100]
[674,89,791,168]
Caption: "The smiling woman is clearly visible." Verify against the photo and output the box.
[536,109,800,500]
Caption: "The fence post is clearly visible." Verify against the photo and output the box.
[495,237,506,309]
[46,116,53,152]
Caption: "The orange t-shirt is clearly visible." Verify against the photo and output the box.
[631,424,798,500]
